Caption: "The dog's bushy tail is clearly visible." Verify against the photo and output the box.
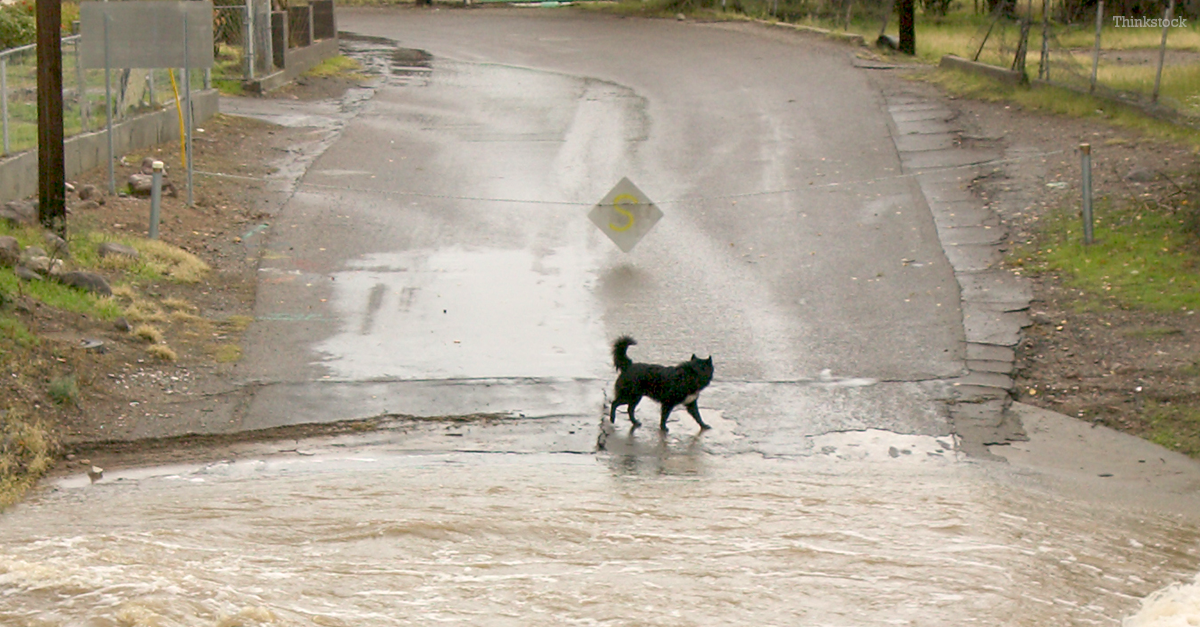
[612,336,637,372]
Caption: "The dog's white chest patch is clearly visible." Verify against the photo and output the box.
[683,392,699,404]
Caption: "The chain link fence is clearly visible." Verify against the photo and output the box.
[0,35,207,158]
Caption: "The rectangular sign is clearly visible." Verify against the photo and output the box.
[80,1,214,69]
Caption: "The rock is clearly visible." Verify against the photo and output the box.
[88,466,103,482]
[114,316,133,332]
[77,184,98,201]
[76,200,100,211]
[97,241,140,260]
[14,265,42,281]
[43,232,69,257]
[0,236,18,267]
[64,181,76,193]
[1125,168,1158,183]
[57,271,112,297]
[128,173,179,198]
[23,256,62,275]
[1,200,36,226]
[20,246,46,262]
[140,156,161,175]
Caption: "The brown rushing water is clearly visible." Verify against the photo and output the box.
[1,446,1197,626]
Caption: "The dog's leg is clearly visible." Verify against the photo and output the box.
[660,403,675,431]
[627,397,642,428]
[685,401,711,430]
[609,400,621,424]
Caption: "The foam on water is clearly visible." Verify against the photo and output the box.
[1125,573,1200,627]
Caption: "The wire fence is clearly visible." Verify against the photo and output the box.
[0,35,206,158]
[663,0,1199,126]
[968,1,1200,126]
[0,0,338,159]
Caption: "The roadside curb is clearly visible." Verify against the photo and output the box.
[882,90,1032,456]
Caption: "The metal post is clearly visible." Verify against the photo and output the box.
[245,4,255,79]
[1081,143,1094,245]
[149,160,163,239]
[75,37,88,132]
[184,13,194,207]
[1153,0,1175,103]
[149,70,156,107]
[1,58,8,155]
[1090,0,1103,94]
[104,14,115,195]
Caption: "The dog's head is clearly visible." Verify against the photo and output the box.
[689,354,714,386]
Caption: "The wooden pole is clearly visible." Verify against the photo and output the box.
[898,0,915,55]
[36,0,66,236]
[1090,0,1103,94]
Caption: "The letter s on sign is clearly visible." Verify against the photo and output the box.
[609,194,638,232]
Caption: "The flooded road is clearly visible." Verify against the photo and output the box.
[2,438,1198,626]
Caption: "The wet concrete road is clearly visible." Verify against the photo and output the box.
[231,9,1006,456]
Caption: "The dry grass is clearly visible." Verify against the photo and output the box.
[133,324,164,344]
[0,412,54,511]
[146,344,178,362]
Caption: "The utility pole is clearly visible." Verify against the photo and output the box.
[36,0,66,236]
[898,0,915,55]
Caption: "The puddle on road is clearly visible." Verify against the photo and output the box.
[313,246,608,380]
[3,450,1198,626]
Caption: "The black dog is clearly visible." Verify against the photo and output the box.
[609,336,714,431]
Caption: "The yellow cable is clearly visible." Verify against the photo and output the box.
[168,69,186,170]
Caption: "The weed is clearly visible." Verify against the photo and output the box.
[146,344,177,362]
[162,297,196,312]
[125,301,167,323]
[221,315,254,331]
[133,324,164,344]
[0,411,53,511]
[213,343,242,363]
[47,375,79,407]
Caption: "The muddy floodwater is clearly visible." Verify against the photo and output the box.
[1,444,1198,626]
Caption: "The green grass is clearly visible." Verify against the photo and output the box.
[0,315,36,347]
[1146,401,1200,457]
[0,224,209,320]
[47,375,78,407]
[303,55,369,80]
[1014,199,1200,313]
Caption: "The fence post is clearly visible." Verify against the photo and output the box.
[1153,0,1175,103]
[74,38,89,132]
[244,4,255,80]
[149,160,163,239]
[1,58,8,156]
[1090,0,1103,93]
[1081,143,1094,245]
[1039,0,1049,80]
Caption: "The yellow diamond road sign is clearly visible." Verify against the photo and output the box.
[588,177,662,253]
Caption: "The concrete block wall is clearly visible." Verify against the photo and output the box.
[0,89,219,204]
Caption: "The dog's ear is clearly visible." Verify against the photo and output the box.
[691,354,698,360]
